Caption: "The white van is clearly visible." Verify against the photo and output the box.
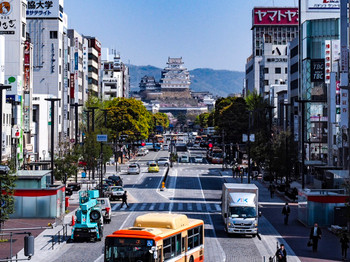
[180,155,189,163]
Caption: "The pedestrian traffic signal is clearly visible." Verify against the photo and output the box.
[208,143,213,148]
[141,142,145,146]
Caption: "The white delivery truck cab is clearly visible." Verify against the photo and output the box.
[221,183,260,236]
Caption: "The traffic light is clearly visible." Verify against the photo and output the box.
[208,143,213,148]
[141,142,146,146]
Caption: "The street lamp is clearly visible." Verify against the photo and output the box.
[45,98,60,185]
[0,84,11,163]
[70,103,83,145]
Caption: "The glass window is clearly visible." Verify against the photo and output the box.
[275,67,281,74]
[264,68,269,74]
[50,31,58,39]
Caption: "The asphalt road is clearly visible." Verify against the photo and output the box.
[51,149,275,262]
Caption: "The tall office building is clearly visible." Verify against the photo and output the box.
[245,7,298,95]
[84,36,101,97]
[27,0,67,160]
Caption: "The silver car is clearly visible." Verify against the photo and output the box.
[106,186,124,201]
[127,163,141,174]
[157,158,170,166]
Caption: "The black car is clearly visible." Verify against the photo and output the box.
[108,175,123,186]
[67,183,81,191]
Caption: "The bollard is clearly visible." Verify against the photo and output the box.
[160,181,165,191]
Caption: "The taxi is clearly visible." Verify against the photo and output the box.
[148,162,159,173]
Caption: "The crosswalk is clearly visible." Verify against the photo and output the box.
[112,202,222,213]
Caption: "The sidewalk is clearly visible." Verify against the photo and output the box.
[220,170,343,262]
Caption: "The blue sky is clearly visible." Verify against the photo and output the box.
[65,0,297,72]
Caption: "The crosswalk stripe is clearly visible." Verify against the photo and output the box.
[215,204,221,211]
[187,203,192,211]
[178,203,183,210]
[149,203,156,210]
[129,203,137,211]
[196,203,202,211]
[140,203,147,210]
[159,203,165,210]
[206,204,212,212]
[112,204,119,211]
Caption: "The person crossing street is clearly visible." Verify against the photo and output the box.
[282,203,291,225]
[120,191,129,208]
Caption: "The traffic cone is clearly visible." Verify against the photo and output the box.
[71,215,75,226]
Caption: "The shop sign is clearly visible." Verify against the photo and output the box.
[310,59,325,82]
[0,1,16,35]
[253,8,298,26]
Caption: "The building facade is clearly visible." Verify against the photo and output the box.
[85,36,101,97]
[245,7,298,95]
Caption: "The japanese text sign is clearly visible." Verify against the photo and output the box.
[26,0,63,19]
[0,1,17,35]
[308,0,339,10]
[311,59,325,83]
[253,8,298,26]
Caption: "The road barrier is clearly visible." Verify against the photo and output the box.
[160,166,170,190]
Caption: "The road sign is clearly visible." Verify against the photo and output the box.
[97,134,108,142]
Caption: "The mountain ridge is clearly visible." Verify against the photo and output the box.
[129,64,244,97]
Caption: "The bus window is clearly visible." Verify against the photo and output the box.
[163,238,172,259]
[188,226,203,250]
[175,234,181,256]
[163,234,181,260]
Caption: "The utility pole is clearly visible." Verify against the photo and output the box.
[88,106,99,132]
[248,111,251,184]
[222,129,225,170]
[84,110,92,133]
[283,102,291,185]
[70,103,83,145]
[45,98,60,185]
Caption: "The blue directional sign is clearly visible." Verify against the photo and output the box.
[97,134,108,142]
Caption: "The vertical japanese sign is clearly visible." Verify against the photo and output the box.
[23,41,31,132]
[70,73,74,99]
[325,41,331,84]
[340,89,348,129]
[0,1,16,35]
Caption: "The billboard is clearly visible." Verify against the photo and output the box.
[253,8,298,26]
[310,59,325,82]
[26,0,63,19]
[308,0,340,10]
[0,1,18,35]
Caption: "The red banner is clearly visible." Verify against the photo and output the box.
[70,73,75,99]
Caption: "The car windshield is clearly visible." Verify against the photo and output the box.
[182,156,188,159]
[129,165,137,168]
[150,164,157,167]
[158,158,167,161]
[229,206,256,218]
[112,188,123,192]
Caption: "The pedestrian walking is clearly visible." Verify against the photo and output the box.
[309,222,322,252]
[120,191,129,208]
[282,203,291,225]
[340,233,349,260]
[275,243,287,262]
[269,183,275,198]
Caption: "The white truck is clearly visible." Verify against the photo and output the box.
[221,183,260,237]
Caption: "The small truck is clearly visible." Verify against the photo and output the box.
[221,183,260,237]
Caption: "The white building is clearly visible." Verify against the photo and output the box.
[160,57,191,91]
[100,48,130,100]
[26,0,66,161]
[2,0,28,164]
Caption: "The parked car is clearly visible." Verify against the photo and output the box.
[162,144,169,151]
[157,158,170,167]
[67,183,81,192]
[108,175,123,186]
[180,155,189,163]
[97,198,111,223]
[94,183,109,196]
[194,155,203,163]
[128,163,141,174]
[148,162,159,173]
[106,186,124,201]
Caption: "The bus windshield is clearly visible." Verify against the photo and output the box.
[105,237,154,262]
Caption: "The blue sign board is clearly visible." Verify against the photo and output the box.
[74,52,78,70]
[81,172,86,178]
[97,134,108,142]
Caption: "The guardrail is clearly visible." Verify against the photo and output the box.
[51,224,68,250]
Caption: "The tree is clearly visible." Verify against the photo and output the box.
[195,113,210,128]
[0,163,16,231]
[152,112,169,132]
[216,97,249,143]
[105,98,152,140]
[54,145,81,183]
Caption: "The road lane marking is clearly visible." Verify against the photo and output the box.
[196,173,226,262]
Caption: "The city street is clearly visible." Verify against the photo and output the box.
[45,149,305,262]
